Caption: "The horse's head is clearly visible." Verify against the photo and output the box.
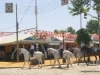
[18,48,26,55]
[72,48,79,54]
[18,48,22,55]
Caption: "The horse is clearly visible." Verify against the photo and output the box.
[63,50,75,68]
[47,48,75,68]
[81,46,100,65]
[47,48,61,68]
[73,48,84,65]
[18,48,44,69]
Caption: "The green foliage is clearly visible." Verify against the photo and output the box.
[66,26,75,34]
[86,19,98,34]
[54,29,59,33]
[76,28,91,45]
[69,0,100,18]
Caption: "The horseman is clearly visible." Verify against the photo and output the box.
[89,41,95,54]
[81,42,85,49]
[59,42,64,59]
[29,43,35,57]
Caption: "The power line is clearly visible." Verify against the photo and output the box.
[19,0,34,25]
[0,27,35,33]
[0,0,61,15]
[0,26,16,30]
[0,0,63,30]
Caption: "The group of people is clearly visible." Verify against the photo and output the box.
[28,41,96,58]
[28,42,64,58]
[0,50,6,60]
[58,41,96,59]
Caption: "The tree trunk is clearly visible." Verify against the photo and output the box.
[98,11,100,50]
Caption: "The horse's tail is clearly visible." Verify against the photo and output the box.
[44,51,47,59]
[11,49,17,60]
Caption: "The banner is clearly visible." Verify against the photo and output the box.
[5,3,13,13]
[61,0,68,6]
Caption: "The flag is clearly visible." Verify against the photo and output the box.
[61,0,68,6]
[5,3,13,13]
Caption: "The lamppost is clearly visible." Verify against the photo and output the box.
[62,30,66,63]
[62,30,65,49]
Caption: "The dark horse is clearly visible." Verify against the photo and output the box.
[81,46,100,66]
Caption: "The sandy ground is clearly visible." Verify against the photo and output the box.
[0,57,100,75]
[0,56,99,67]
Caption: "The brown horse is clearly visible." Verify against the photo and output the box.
[81,46,100,66]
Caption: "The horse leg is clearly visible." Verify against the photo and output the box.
[22,61,26,69]
[28,60,31,69]
[40,58,42,68]
[83,52,85,62]
[57,59,61,68]
[37,59,40,68]
[86,57,89,66]
[89,57,93,64]
[99,55,100,64]
[67,58,70,68]
[38,61,41,68]
[94,55,97,64]
[51,59,56,68]
[76,57,77,62]
[78,59,80,65]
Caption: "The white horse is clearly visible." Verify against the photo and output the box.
[47,48,61,68]
[63,50,75,68]
[47,48,75,68]
[73,48,84,65]
[18,48,44,69]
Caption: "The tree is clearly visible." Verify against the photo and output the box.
[76,28,91,45]
[68,0,100,48]
[54,29,66,33]
[54,29,59,33]
[68,0,100,19]
[66,26,75,34]
[86,19,98,34]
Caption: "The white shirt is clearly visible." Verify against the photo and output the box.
[30,45,34,49]
[81,43,85,48]
[90,43,94,47]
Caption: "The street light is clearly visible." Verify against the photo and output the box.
[62,30,66,63]
[62,30,65,49]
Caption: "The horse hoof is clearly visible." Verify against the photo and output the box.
[51,67,54,68]
[67,66,69,68]
[40,67,42,68]
[58,66,61,68]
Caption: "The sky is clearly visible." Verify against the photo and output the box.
[0,0,97,34]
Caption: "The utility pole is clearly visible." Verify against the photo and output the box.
[35,0,39,51]
[16,4,19,62]
[80,14,82,29]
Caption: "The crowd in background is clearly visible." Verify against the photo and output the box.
[0,50,6,60]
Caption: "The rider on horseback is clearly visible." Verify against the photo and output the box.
[59,42,64,59]
[89,41,95,54]
[29,43,35,57]
[81,42,85,49]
